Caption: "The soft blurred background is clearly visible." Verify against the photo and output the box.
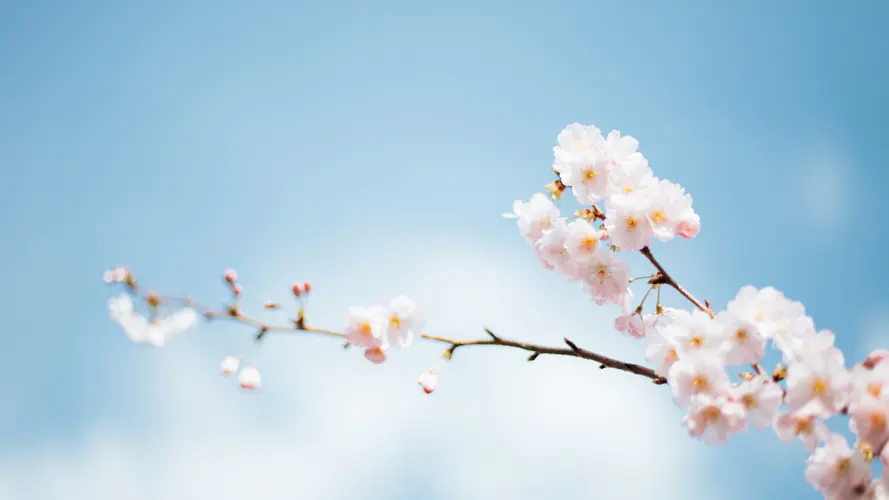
[1,1,888,499]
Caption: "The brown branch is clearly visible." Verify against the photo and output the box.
[421,331,666,384]
[638,247,714,319]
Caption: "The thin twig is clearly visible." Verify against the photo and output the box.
[422,332,666,384]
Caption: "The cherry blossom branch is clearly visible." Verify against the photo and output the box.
[422,330,666,384]
[638,246,713,319]
[120,276,665,384]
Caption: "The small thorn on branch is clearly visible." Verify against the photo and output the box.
[599,364,606,370]
[528,352,540,361]
[255,325,269,342]
[564,338,580,352]
[485,328,500,341]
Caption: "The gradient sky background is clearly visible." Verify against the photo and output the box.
[2,1,888,499]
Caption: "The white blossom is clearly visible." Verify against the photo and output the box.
[774,406,829,452]
[344,306,387,348]
[604,193,654,251]
[581,249,630,305]
[785,354,852,415]
[715,311,766,366]
[804,433,871,498]
[731,377,783,429]
[383,295,424,349]
[504,193,561,243]
[668,350,731,406]
[645,179,691,242]
[682,393,746,445]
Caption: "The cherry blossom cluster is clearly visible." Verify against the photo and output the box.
[505,123,700,305]
[505,124,889,499]
[343,296,426,365]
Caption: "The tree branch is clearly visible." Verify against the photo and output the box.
[421,331,666,384]
[121,280,665,384]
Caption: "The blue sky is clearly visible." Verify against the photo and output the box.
[1,1,888,498]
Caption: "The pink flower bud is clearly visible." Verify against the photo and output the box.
[864,349,889,370]
[364,346,387,364]
[418,369,438,394]
[677,212,701,240]
[220,356,240,375]
[264,301,279,309]
[232,284,243,296]
[303,281,312,294]
[292,283,304,297]
[224,268,238,284]
[239,365,261,390]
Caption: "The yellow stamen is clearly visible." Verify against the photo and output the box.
[740,394,757,410]
[703,406,721,423]
[651,210,666,224]
[691,375,709,392]
[358,322,372,337]
[626,216,638,230]
[811,377,828,396]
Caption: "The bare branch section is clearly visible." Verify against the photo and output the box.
[423,332,665,384]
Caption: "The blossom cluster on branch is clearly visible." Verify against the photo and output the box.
[104,123,889,499]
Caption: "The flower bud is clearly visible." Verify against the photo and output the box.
[224,268,238,284]
[292,283,304,297]
[418,369,438,394]
[239,365,261,390]
[232,284,243,296]
[303,281,312,294]
[264,301,279,309]
[220,356,240,375]
[364,346,387,364]
[677,212,701,240]
[863,349,889,370]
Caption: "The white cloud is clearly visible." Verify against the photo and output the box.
[0,239,729,500]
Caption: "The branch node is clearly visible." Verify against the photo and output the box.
[648,273,670,286]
